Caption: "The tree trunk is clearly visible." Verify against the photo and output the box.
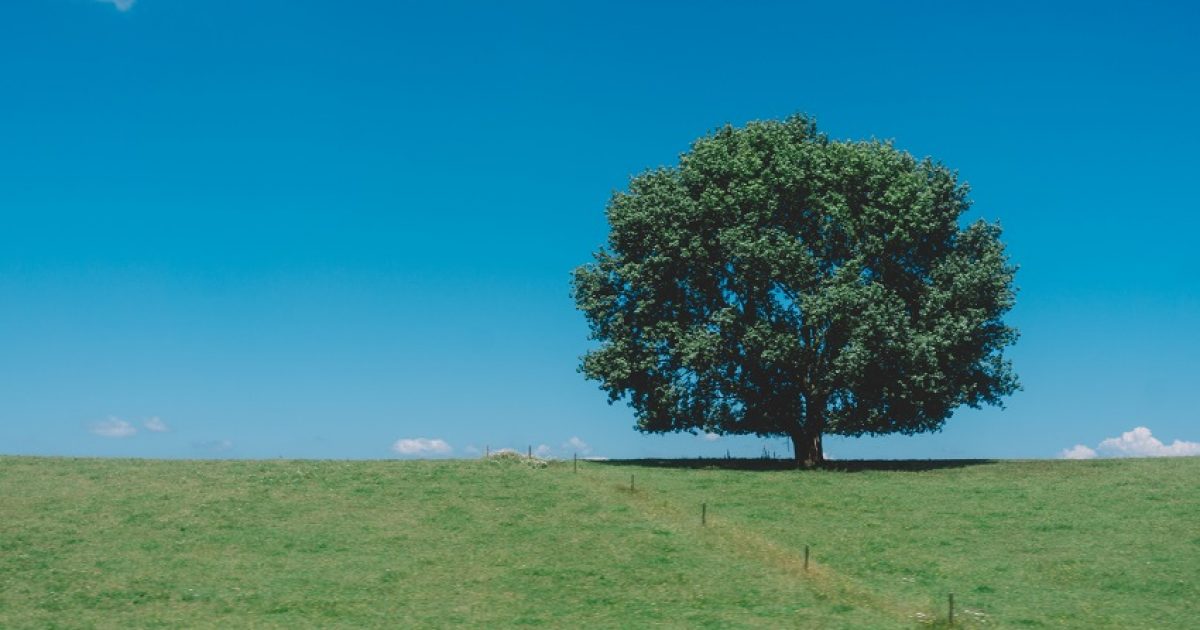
[791,402,825,468]
[792,427,823,469]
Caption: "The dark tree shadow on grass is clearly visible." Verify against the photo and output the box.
[594,458,998,473]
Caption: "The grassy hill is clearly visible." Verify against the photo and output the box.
[1,455,1196,628]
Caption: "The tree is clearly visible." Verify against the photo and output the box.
[572,115,1018,467]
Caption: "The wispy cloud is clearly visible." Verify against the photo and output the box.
[534,444,553,458]
[1059,426,1200,459]
[562,436,591,454]
[391,437,452,456]
[97,0,136,12]
[463,445,481,455]
[143,416,169,432]
[192,439,234,452]
[90,417,137,438]
[701,432,721,442]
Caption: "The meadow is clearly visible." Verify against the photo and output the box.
[1,455,1196,628]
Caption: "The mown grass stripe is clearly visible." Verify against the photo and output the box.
[566,460,929,626]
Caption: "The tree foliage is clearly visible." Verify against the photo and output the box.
[572,115,1019,466]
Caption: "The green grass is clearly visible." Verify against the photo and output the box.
[1,455,1196,628]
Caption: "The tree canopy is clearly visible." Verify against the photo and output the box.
[572,115,1019,466]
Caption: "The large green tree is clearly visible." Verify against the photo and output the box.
[572,115,1018,467]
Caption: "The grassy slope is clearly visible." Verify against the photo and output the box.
[0,456,1196,628]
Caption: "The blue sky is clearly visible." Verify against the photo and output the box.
[2,1,1197,460]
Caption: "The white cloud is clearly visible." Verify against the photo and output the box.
[97,0,136,11]
[391,437,452,456]
[90,417,137,438]
[143,416,169,432]
[563,436,591,454]
[1059,444,1098,460]
[1097,426,1200,458]
[534,444,553,458]
[1059,426,1200,459]
[701,432,721,442]
[463,445,481,455]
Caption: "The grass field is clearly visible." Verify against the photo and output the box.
[1,455,1197,628]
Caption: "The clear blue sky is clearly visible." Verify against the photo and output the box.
[2,1,1197,460]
